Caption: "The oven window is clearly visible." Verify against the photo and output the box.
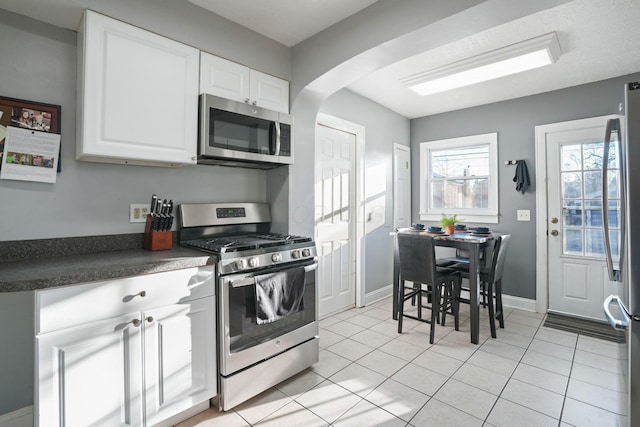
[209,109,274,155]
[226,267,316,353]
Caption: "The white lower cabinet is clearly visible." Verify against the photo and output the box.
[144,298,215,426]
[36,312,144,426]
[35,267,216,427]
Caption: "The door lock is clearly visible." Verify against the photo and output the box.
[551,217,559,224]
[550,230,559,236]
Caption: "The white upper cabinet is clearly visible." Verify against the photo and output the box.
[200,51,289,114]
[76,10,199,166]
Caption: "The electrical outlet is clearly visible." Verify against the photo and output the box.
[517,209,531,221]
[130,204,150,223]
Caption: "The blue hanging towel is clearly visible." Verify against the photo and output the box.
[513,160,530,194]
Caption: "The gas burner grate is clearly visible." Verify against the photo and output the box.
[182,233,314,254]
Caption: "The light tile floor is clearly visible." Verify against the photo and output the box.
[176,297,627,426]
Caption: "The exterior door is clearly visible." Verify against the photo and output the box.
[315,122,357,317]
[544,116,622,320]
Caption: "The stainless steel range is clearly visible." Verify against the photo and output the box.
[178,203,318,411]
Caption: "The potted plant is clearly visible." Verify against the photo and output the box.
[440,214,459,235]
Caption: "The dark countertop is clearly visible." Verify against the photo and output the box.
[0,234,215,293]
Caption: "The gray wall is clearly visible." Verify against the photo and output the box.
[320,89,410,295]
[0,7,287,415]
[0,8,285,242]
[411,72,640,300]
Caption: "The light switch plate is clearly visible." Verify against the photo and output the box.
[517,209,531,221]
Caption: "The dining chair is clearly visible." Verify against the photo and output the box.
[396,233,462,344]
[450,234,510,338]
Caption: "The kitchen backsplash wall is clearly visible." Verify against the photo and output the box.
[0,8,277,242]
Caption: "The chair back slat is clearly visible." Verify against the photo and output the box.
[397,233,437,285]
[489,234,510,284]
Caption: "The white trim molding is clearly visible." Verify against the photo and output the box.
[316,113,366,308]
[502,294,538,313]
[0,406,33,427]
[365,284,393,306]
[419,132,499,224]
[534,115,620,315]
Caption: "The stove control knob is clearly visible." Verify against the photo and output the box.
[235,259,246,270]
[271,253,282,263]
[248,257,259,268]
[301,249,311,257]
[291,250,301,259]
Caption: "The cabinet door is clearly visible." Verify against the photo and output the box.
[199,52,250,103]
[78,10,198,166]
[143,296,216,426]
[36,313,143,427]
[249,69,289,114]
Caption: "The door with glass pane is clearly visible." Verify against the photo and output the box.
[546,116,623,320]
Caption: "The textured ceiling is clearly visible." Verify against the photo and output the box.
[347,0,640,118]
[187,0,380,47]
[2,0,638,118]
[187,0,640,118]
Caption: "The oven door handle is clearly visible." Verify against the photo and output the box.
[229,263,318,288]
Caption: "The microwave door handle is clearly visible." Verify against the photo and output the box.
[274,121,281,156]
[602,118,623,282]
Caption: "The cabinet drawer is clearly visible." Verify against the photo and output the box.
[36,266,215,334]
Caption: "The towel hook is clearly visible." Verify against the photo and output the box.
[504,160,519,166]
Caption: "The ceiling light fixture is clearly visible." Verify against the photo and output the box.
[401,32,561,96]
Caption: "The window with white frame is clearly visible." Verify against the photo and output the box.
[419,133,499,223]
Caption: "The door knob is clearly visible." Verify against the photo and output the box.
[551,217,559,224]
[550,230,559,236]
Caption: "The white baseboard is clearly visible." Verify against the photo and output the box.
[502,294,538,312]
[0,406,33,427]
[364,284,393,306]
[364,284,539,314]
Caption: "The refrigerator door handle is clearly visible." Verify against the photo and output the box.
[602,118,623,282]
[604,294,631,329]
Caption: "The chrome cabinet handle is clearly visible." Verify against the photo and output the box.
[132,318,141,327]
[146,316,154,323]
[123,290,146,303]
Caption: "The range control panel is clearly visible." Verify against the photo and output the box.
[216,207,246,218]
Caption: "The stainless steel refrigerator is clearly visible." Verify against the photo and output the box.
[603,82,640,427]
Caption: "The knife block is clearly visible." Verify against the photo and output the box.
[143,215,173,251]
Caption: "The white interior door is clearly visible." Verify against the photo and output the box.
[393,143,411,229]
[544,116,622,320]
[315,122,357,317]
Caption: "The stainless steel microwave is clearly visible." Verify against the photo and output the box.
[198,94,293,169]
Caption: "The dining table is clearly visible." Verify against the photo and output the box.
[391,228,495,344]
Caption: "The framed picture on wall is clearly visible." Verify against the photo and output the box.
[0,95,62,172]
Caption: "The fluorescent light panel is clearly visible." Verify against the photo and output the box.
[402,32,561,96]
